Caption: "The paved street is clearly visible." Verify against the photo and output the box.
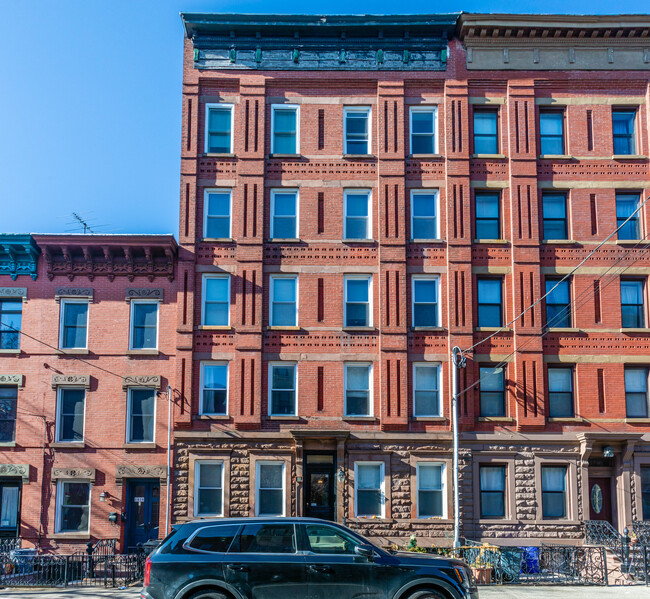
[0,588,140,598]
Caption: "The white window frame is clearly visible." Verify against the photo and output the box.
[354,461,385,518]
[126,387,157,444]
[201,274,231,326]
[343,189,372,240]
[411,275,441,328]
[59,299,89,350]
[409,106,438,155]
[55,480,91,534]
[194,460,225,517]
[199,361,229,416]
[203,189,232,240]
[410,189,439,240]
[255,460,286,517]
[344,362,373,417]
[270,189,299,240]
[343,106,371,155]
[269,275,298,327]
[129,300,159,351]
[268,362,298,416]
[344,274,372,328]
[271,104,300,154]
[55,386,86,443]
[413,362,442,417]
[416,462,447,519]
[204,103,234,154]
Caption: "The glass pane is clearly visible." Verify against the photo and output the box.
[357,464,381,489]
[548,368,572,392]
[206,216,229,239]
[412,111,434,134]
[346,140,368,154]
[203,364,227,390]
[188,524,240,552]
[258,490,284,516]
[202,390,227,414]
[542,467,566,491]
[419,464,442,490]
[346,391,369,415]
[540,112,563,136]
[345,303,367,327]
[209,108,231,132]
[476,194,499,218]
[478,305,501,327]
[478,279,501,304]
[134,303,157,328]
[411,135,434,154]
[474,136,498,155]
[273,193,296,216]
[346,113,368,135]
[346,279,369,302]
[412,194,435,218]
[274,110,296,133]
[204,303,228,326]
[272,304,296,327]
[60,506,89,532]
[273,134,296,154]
[480,466,505,491]
[259,464,283,489]
[273,217,296,239]
[209,133,231,154]
[543,220,567,240]
[0,486,18,528]
[625,367,648,393]
[63,482,89,506]
[476,220,500,240]
[543,492,566,519]
[306,524,357,554]
[543,195,566,219]
[63,303,88,348]
[205,278,228,302]
[357,490,381,516]
[271,390,295,414]
[546,280,569,304]
[412,218,436,240]
[238,523,294,551]
[130,389,155,414]
[481,492,505,518]
[414,390,438,416]
[414,279,437,304]
[272,366,295,390]
[415,366,437,390]
[198,489,222,515]
[347,366,369,390]
[480,368,504,392]
[0,301,21,350]
[418,490,442,517]
[273,278,296,302]
[480,392,505,417]
[474,111,497,135]
[346,194,369,217]
[207,192,230,217]
[200,463,222,488]
[414,304,437,327]
[549,392,573,418]
[345,218,368,239]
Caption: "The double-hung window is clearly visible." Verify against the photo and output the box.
[271,105,299,154]
[0,481,19,537]
[410,107,436,154]
[541,466,567,519]
[344,107,370,155]
[130,301,158,350]
[200,362,228,415]
[411,190,438,240]
[413,363,441,417]
[127,388,156,443]
[479,367,506,417]
[344,275,371,327]
[56,388,85,442]
[60,300,88,349]
[255,461,285,516]
[545,278,571,328]
[56,481,90,533]
[642,467,650,520]
[412,276,439,327]
[344,190,371,240]
[417,463,445,518]
[625,367,649,418]
[270,190,298,239]
[202,275,230,326]
[475,192,501,240]
[204,190,232,239]
[480,465,506,518]
[621,280,645,328]
[0,386,17,443]
[0,299,21,350]
[539,110,565,155]
[477,278,502,327]
[270,275,297,327]
[205,104,233,154]
[548,367,574,418]
[542,193,568,240]
[617,193,641,240]
[345,363,372,416]
[473,109,498,154]
[354,462,384,517]
[269,363,296,416]
[194,461,224,517]
[612,109,636,155]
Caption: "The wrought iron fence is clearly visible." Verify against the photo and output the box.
[585,520,624,556]
[633,521,650,545]
[0,538,21,555]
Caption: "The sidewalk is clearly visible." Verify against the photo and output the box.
[1,588,140,598]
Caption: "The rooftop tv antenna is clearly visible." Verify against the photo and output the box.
[71,212,96,234]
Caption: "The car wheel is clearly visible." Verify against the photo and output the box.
[187,590,229,599]
[407,590,447,599]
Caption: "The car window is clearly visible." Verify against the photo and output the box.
[187,524,240,553]
[305,524,358,555]
[233,523,296,554]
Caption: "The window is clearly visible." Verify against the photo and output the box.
[0,299,21,350]
[355,462,384,517]
[641,467,650,520]
[412,276,439,327]
[270,276,297,327]
[255,462,285,516]
[541,466,567,519]
[626,367,649,418]
[130,301,158,350]
[411,190,438,240]
[479,465,506,518]
[269,363,296,416]
[542,193,568,240]
[473,109,498,154]
[56,388,85,442]
[344,190,371,240]
[479,367,505,417]
[127,388,156,443]
[204,190,231,239]
[0,482,19,536]
[237,523,295,553]
[477,278,502,327]
[0,386,17,443]
[200,362,228,415]
[617,193,641,240]
[539,110,565,155]
[345,363,372,416]
[548,367,574,418]
[59,300,88,349]
[56,481,90,533]
[205,104,233,154]
[417,463,445,518]
[202,275,230,326]
[344,107,370,155]
[270,190,298,239]
[410,107,436,154]
[187,524,239,553]
[621,280,645,328]
[413,364,441,417]
[613,110,636,155]
[475,192,500,240]
[271,105,299,154]
[194,461,224,517]
[344,275,371,327]
[305,523,358,554]
[545,278,571,328]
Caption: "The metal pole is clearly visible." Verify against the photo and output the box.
[451,346,465,548]
[165,386,172,537]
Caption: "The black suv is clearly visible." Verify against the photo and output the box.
[141,517,478,599]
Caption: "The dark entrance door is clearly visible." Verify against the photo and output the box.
[125,479,160,551]
[589,477,613,524]
[304,452,336,521]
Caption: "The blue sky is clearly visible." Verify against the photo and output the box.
[1,0,647,236]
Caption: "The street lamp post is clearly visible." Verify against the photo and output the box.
[451,346,466,548]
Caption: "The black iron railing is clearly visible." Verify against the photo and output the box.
[633,521,650,545]
[585,520,624,557]
[0,538,21,555]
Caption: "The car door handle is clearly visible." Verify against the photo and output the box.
[226,564,249,572]
[308,565,332,573]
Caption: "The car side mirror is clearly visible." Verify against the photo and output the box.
[355,544,375,561]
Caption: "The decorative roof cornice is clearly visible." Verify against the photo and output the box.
[0,234,40,281]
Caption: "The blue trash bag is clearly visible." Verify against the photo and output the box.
[521,546,540,574]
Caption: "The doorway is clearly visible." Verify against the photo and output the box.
[588,477,613,524]
[125,479,160,551]
[304,452,336,521]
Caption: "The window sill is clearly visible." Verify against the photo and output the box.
[541,240,577,245]
[409,154,443,159]
[198,326,233,331]
[266,326,300,331]
[342,327,376,332]
[342,239,376,244]
[0,442,16,448]
[348,517,393,523]
[478,518,519,525]
[616,239,644,245]
[612,154,647,160]
[203,153,235,158]
[342,154,375,159]
[473,239,509,244]
[267,415,300,421]
[268,153,302,159]
[412,416,447,422]
[625,418,650,424]
[123,443,157,450]
[267,238,301,243]
[52,442,86,449]
[196,414,230,420]
[621,328,650,333]
[545,327,580,333]
[202,238,234,243]
[474,327,511,332]
[411,239,445,244]
[0,348,20,354]
[538,154,572,160]
[547,417,584,423]
[477,417,515,423]
[127,349,159,356]
[58,348,89,355]
[342,416,377,422]
[411,327,446,332]
[52,533,91,540]
[472,153,507,159]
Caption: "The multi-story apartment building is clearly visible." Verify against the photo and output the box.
[0,234,177,552]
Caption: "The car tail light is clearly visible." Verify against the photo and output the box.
[144,557,151,587]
